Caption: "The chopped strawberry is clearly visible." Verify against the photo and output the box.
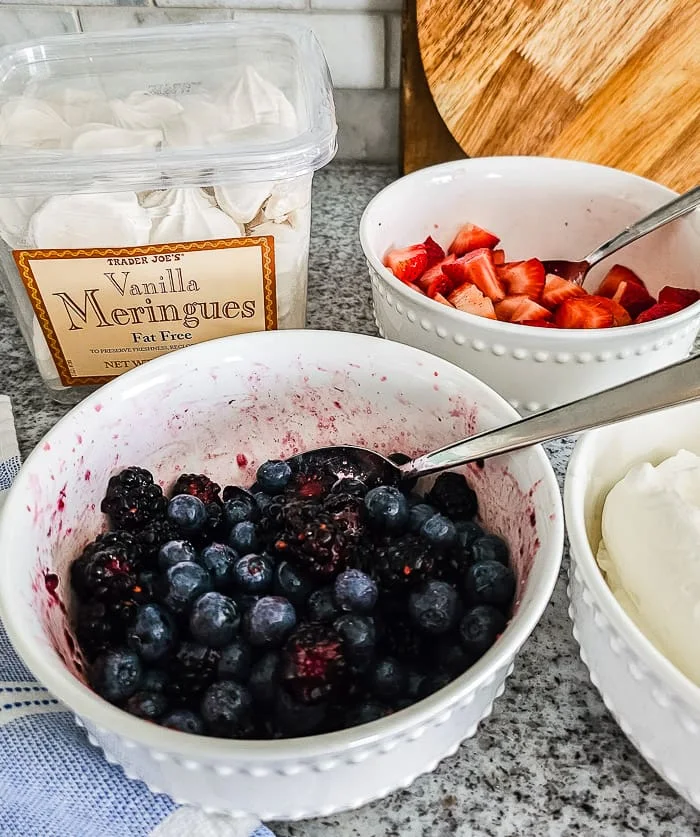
[495,295,552,323]
[497,259,545,300]
[554,296,615,329]
[433,292,454,307]
[417,254,457,291]
[384,245,428,284]
[596,296,632,327]
[658,286,700,308]
[447,283,497,319]
[422,236,445,268]
[424,270,453,299]
[596,264,646,297]
[541,274,586,309]
[492,249,506,265]
[448,223,500,256]
[405,282,426,296]
[443,248,505,301]
[634,302,684,324]
[521,319,558,328]
[610,280,655,319]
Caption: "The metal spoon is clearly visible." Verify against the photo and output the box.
[542,185,700,285]
[287,353,700,487]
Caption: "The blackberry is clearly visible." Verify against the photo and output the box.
[379,614,428,664]
[80,530,144,565]
[167,641,220,707]
[372,535,435,589]
[70,543,140,604]
[170,473,221,505]
[427,472,478,521]
[274,500,350,577]
[134,518,182,564]
[101,467,167,531]
[282,622,346,704]
[323,492,366,537]
[74,601,122,661]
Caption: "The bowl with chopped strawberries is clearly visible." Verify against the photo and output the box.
[360,157,700,413]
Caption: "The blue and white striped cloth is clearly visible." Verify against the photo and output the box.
[0,395,275,837]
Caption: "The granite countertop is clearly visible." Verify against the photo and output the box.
[1,162,699,837]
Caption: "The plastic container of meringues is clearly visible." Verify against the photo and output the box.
[0,22,337,402]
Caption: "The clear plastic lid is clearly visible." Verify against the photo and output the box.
[0,22,337,196]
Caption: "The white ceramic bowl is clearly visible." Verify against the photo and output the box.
[565,401,700,809]
[360,157,700,414]
[0,330,564,819]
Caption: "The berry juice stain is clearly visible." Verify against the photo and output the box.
[236,453,248,468]
[44,572,59,602]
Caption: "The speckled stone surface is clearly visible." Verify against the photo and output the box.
[1,162,700,837]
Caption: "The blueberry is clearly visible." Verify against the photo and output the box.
[273,561,314,607]
[167,494,208,534]
[233,553,273,594]
[158,539,196,572]
[434,639,470,677]
[140,668,168,693]
[369,657,407,701]
[334,614,376,670]
[455,521,484,550]
[244,596,297,648]
[249,652,281,706]
[126,690,168,720]
[159,561,212,614]
[217,639,252,682]
[274,689,327,737]
[253,491,274,516]
[343,700,388,729]
[464,560,516,611]
[161,709,204,735]
[223,488,259,527]
[256,460,293,495]
[417,670,452,699]
[458,605,506,660]
[90,648,142,703]
[127,603,176,663]
[189,592,240,647]
[364,486,409,533]
[228,520,260,554]
[471,534,510,566]
[408,581,461,635]
[201,680,253,737]
[306,587,339,623]
[420,514,458,549]
[334,569,378,614]
[406,668,428,700]
[409,503,436,533]
[198,543,238,591]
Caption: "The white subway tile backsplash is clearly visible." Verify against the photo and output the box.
[0,6,79,48]
[334,88,398,161]
[78,7,235,29]
[234,11,385,89]
[387,12,401,88]
[155,0,304,8]
[310,0,401,10]
[1,0,146,6]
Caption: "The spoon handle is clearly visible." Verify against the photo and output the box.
[584,185,700,269]
[402,354,700,479]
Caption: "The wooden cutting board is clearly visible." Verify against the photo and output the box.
[415,0,700,191]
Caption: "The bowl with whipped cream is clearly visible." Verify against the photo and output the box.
[565,399,700,809]
[0,22,337,402]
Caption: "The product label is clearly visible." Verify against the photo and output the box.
[14,237,277,386]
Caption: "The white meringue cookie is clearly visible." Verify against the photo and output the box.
[163,95,223,149]
[214,182,273,225]
[264,176,312,223]
[219,67,298,133]
[71,124,163,153]
[110,91,184,131]
[51,88,113,127]
[0,195,44,249]
[144,188,243,244]
[29,192,151,249]
[0,97,70,149]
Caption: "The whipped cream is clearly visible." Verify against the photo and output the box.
[597,449,700,686]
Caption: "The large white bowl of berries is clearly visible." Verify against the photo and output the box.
[360,157,700,414]
[0,330,563,819]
